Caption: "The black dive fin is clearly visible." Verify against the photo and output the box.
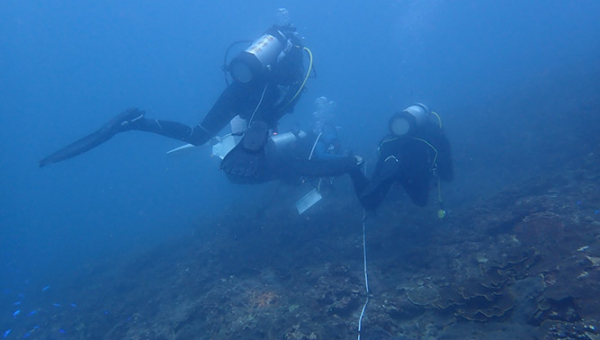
[220,121,270,183]
[220,142,268,183]
[39,128,115,167]
[39,108,144,167]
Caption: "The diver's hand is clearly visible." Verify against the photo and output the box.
[354,155,364,166]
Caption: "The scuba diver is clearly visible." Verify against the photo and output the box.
[201,94,360,213]
[226,122,362,215]
[39,8,313,181]
[215,95,360,184]
[220,122,361,185]
[355,103,453,214]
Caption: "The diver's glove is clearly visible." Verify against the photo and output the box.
[354,155,364,167]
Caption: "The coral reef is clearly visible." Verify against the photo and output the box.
[3,162,600,340]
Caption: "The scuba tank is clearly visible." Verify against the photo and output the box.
[228,27,293,84]
[389,103,431,137]
[266,130,307,155]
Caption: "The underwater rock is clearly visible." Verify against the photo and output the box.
[406,285,439,307]
[529,297,581,325]
[514,211,565,248]
[455,292,515,321]
[383,295,426,320]
[541,320,599,340]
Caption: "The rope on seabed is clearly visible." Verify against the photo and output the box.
[357,210,370,340]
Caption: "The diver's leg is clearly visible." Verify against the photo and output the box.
[132,119,211,146]
[131,83,248,146]
[348,165,369,198]
[199,83,246,132]
[356,156,401,210]
[294,157,359,178]
[402,178,430,207]
[133,84,246,145]
[39,84,247,167]
[358,177,395,211]
[38,108,209,167]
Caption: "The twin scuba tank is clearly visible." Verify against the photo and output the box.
[228,26,295,84]
[212,115,307,160]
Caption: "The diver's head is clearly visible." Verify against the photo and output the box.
[389,103,430,137]
[276,8,291,26]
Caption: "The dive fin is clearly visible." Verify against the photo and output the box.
[39,128,115,167]
[220,142,268,181]
[39,108,144,167]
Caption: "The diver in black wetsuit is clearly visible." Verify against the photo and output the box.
[39,8,310,179]
[222,123,362,185]
[355,103,453,211]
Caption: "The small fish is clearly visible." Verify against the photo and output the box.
[70,303,77,308]
[28,310,36,316]
[13,302,21,306]
[578,246,590,252]
[58,329,65,334]
[3,329,11,338]
[12,310,20,317]
[42,286,50,292]
[23,332,30,338]
[52,303,61,307]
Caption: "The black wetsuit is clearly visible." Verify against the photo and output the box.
[39,24,306,168]
[224,129,360,185]
[357,120,453,210]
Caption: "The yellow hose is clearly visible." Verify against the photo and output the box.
[282,46,314,109]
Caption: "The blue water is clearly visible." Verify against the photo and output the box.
[1,0,599,336]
